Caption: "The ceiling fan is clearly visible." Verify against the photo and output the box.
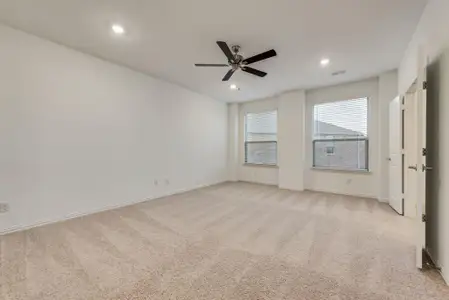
[194,41,277,81]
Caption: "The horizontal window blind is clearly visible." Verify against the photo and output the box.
[314,98,367,139]
[245,111,277,165]
[313,98,368,170]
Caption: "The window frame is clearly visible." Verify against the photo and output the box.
[312,98,369,172]
[244,110,278,166]
[312,138,369,171]
[324,145,336,156]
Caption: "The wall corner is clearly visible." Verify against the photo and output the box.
[227,103,239,181]
[278,90,306,191]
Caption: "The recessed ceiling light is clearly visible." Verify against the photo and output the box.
[320,58,330,66]
[230,84,238,90]
[112,24,125,35]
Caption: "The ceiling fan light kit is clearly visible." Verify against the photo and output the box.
[195,41,277,81]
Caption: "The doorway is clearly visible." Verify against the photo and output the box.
[424,52,445,269]
[389,88,419,218]
[389,96,403,215]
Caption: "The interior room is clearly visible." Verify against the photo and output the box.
[1,0,449,299]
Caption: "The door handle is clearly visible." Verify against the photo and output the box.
[408,165,418,171]
[422,165,433,171]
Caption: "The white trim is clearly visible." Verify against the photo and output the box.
[311,167,371,174]
[237,180,278,187]
[0,180,225,236]
[377,197,390,203]
[441,268,449,286]
[243,163,279,168]
[304,188,377,200]
[426,249,449,286]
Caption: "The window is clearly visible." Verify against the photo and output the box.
[313,98,368,171]
[244,110,277,165]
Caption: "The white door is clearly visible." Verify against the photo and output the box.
[404,91,418,218]
[389,96,403,214]
[416,48,428,269]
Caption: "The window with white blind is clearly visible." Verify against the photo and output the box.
[244,110,277,165]
[313,98,369,171]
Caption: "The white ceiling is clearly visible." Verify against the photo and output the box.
[0,0,427,102]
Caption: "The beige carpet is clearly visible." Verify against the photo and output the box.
[1,182,448,299]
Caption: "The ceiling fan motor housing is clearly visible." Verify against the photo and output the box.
[231,45,241,54]
[231,45,243,64]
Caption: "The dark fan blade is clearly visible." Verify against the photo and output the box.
[242,49,277,65]
[217,41,235,62]
[242,67,267,77]
[222,69,236,81]
[195,63,229,67]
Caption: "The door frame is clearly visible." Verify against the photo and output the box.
[388,96,404,215]
[415,46,428,269]
[403,84,418,218]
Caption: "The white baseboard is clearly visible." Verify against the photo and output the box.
[0,180,226,236]
[236,182,377,199]
[427,249,449,286]
[237,180,278,187]
[304,188,377,200]
[441,267,449,286]
[377,197,389,203]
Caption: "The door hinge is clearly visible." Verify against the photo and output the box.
[422,214,427,222]
[422,148,428,156]
[423,81,428,90]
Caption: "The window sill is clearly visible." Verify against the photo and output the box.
[243,163,279,169]
[311,167,371,174]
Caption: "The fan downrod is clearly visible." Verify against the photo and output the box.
[231,45,241,54]
[230,45,244,64]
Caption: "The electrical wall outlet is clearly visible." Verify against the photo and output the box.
[0,203,10,213]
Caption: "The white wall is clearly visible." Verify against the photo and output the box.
[0,25,228,233]
[304,78,380,198]
[238,98,280,185]
[398,0,449,284]
[227,103,239,182]
[278,91,306,191]
[427,51,449,285]
[399,0,449,95]
[378,70,399,201]
[233,74,397,199]
[236,91,306,189]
